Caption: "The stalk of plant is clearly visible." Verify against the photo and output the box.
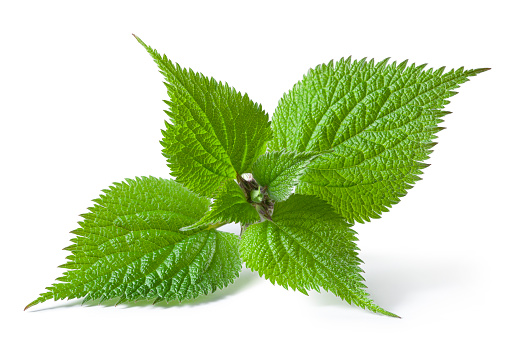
[25,34,488,317]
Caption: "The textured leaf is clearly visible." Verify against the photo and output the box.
[25,177,242,310]
[135,35,272,197]
[271,58,488,223]
[240,194,398,317]
[252,150,321,202]
[181,180,260,231]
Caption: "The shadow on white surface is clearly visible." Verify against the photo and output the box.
[311,254,469,312]
[28,268,260,312]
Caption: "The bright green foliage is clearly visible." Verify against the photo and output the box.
[25,177,242,310]
[240,194,398,317]
[181,180,260,231]
[26,37,487,316]
[252,150,321,202]
[134,35,272,198]
[271,58,489,223]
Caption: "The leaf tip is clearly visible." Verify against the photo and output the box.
[24,300,38,311]
[475,67,491,74]
[386,311,401,318]
[132,34,148,49]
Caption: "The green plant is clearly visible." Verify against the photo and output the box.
[25,35,488,317]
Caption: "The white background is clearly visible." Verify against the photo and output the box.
[1,0,508,337]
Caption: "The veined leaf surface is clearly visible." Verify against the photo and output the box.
[135,35,272,197]
[26,177,241,310]
[240,194,398,317]
[252,150,320,202]
[271,58,488,222]
[181,180,260,232]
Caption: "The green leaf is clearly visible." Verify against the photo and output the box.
[271,58,488,223]
[25,177,242,310]
[240,194,398,317]
[181,180,260,231]
[134,35,272,197]
[252,150,321,202]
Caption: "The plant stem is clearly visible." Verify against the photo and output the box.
[236,173,274,237]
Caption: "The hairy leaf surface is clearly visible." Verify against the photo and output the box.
[181,180,260,231]
[25,177,242,310]
[252,150,320,202]
[271,58,488,222]
[135,35,272,197]
[240,194,398,317]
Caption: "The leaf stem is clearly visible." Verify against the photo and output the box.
[206,220,228,230]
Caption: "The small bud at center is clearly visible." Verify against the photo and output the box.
[250,187,263,203]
